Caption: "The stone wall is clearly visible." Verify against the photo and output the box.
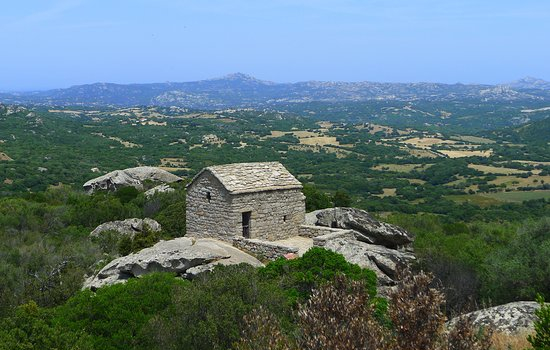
[186,171,234,241]
[187,171,306,242]
[230,189,305,240]
[233,237,298,260]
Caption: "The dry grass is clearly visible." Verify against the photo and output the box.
[468,164,528,175]
[373,163,432,172]
[439,149,493,158]
[489,175,550,189]
[299,136,341,146]
[401,147,441,158]
[490,330,532,350]
[376,188,397,197]
[0,152,12,161]
[402,137,457,148]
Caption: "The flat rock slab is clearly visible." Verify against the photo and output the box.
[84,237,263,290]
[273,236,314,256]
[448,301,541,334]
[83,166,182,194]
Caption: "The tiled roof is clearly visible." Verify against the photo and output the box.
[191,162,302,194]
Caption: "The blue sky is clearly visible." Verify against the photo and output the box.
[1,0,549,90]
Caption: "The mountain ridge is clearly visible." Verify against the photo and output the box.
[1,74,549,108]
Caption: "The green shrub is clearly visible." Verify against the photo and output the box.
[260,247,377,303]
[54,273,185,350]
[527,294,550,350]
[139,264,289,350]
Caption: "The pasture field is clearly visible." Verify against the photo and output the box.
[482,190,550,202]
[468,164,528,175]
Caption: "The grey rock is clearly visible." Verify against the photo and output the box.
[90,218,161,238]
[83,166,182,194]
[317,232,415,285]
[448,302,541,334]
[144,184,175,198]
[307,207,413,248]
[83,237,263,290]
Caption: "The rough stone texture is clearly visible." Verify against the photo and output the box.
[307,207,413,248]
[144,184,175,198]
[313,230,415,286]
[83,166,182,194]
[448,302,541,334]
[90,218,161,238]
[233,237,298,260]
[83,237,263,290]
[186,162,305,242]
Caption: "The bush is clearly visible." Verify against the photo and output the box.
[54,273,185,350]
[527,294,550,350]
[259,247,377,303]
[139,264,289,350]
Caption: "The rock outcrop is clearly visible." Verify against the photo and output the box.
[144,184,175,198]
[83,237,263,290]
[83,166,182,194]
[306,207,415,286]
[90,218,161,238]
[306,207,413,248]
[448,302,541,334]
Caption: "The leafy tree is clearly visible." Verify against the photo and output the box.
[302,184,332,212]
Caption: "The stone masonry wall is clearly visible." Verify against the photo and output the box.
[233,237,298,260]
[186,172,234,241]
[230,189,305,241]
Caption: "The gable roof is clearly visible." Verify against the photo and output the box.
[190,162,302,194]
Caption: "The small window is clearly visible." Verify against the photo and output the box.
[283,215,287,222]
[206,192,212,202]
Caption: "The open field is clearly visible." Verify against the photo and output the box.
[482,190,550,202]
[489,175,550,189]
[375,188,397,197]
[451,135,496,144]
[468,164,528,175]
[373,163,432,172]
[402,137,457,149]
[445,194,503,207]
[439,149,493,158]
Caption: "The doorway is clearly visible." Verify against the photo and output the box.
[242,211,251,238]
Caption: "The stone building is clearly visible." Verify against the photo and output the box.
[186,162,305,241]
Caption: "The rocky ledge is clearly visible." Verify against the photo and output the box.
[306,207,413,248]
[83,237,263,290]
[306,207,415,286]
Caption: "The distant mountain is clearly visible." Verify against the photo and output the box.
[2,73,550,108]
[508,76,550,90]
